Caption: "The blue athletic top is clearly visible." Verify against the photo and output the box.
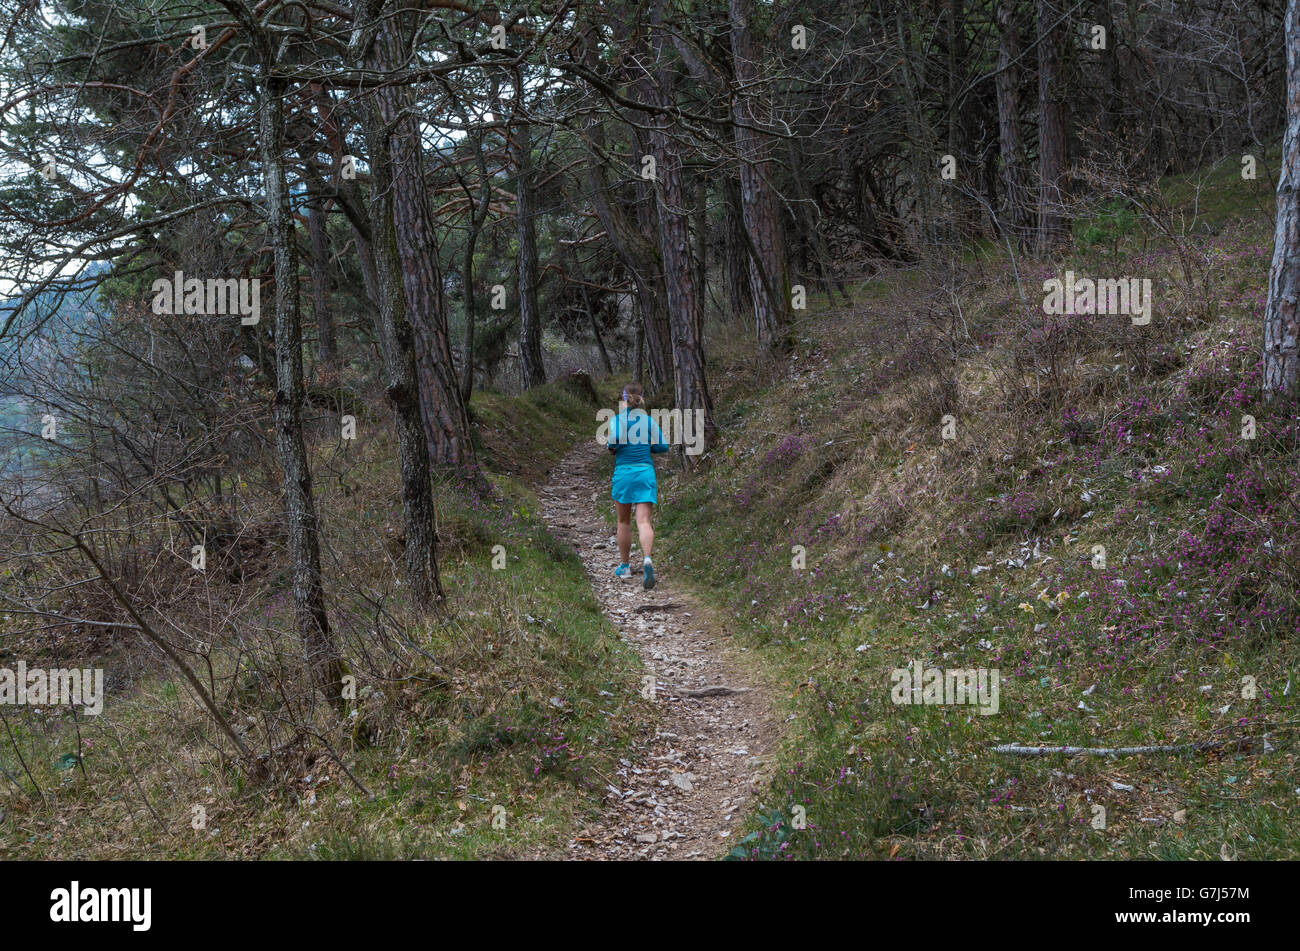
[607,409,670,467]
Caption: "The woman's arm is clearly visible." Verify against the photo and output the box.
[650,419,670,453]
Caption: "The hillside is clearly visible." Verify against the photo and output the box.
[651,158,1300,859]
[0,382,654,859]
[4,158,1299,863]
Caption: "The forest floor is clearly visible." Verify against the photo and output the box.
[537,441,779,859]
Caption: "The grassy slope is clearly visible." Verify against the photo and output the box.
[2,382,650,859]
[6,156,1296,862]
[655,156,1300,859]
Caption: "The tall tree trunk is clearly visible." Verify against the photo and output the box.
[946,0,970,237]
[634,317,644,384]
[624,72,676,395]
[1264,0,1300,399]
[589,297,614,375]
[257,74,346,711]
[633,172,676,394]
[304,178,337,369]
[1096,0,1122,138]
[576,19,674,395]
[353,228,381,318]
[785,139,841,300]
[460,239,480,405]
[307,84,382,316]
[361,100,445,609]
[728,0,789,350]
[459,123,493,405]
[694,173,708,337]
[301,151,385,352]
[723,175,752,322]
[947,0,962,158]
[1037,0,1071,252]
[512,85,547,390]
[580,102,672,394]
[650,0,715,450]
[362,1,475,469]
[996,0,1032,246]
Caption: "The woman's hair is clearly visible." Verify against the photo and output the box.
[621,381,646,411]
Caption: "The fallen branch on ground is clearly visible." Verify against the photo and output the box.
[634,602,683,614]
[991,737,1265,757]
[671,685,752,698]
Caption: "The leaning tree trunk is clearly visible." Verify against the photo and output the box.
[1264,0,1300,400]
[728,0,789,350]
[257,73,346,712]
[1036,0,1071,252]
[512,95,547,390]
[362,102,445,609]
[574,247,614,374]
[996,0,1032,246]
[365,1,475,469]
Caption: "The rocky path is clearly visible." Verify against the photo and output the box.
[538,442,778,860]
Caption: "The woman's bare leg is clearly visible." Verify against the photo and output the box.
[634,502,654,559]
[615,501,633,562]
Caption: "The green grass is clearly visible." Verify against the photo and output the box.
[0,378,650,859]
[656,159,1300,860]
[7,158,1300,862]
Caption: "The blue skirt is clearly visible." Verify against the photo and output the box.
[612,464,657,505]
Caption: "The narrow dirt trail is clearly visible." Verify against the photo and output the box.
[538,442,778,860]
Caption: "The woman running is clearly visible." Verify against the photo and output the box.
[606,382,669,589]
